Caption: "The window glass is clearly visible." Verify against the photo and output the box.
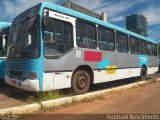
[43,18,73,58]
[76,20,96,49]
[8,15,40,59]
[129,36,138,54]
[98,26,114,51]
[138,39,146,54]
[116,32,128,53]
[147,42,152,56]
[153,44,157,56]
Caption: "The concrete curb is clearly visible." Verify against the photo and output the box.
[156,78,160,82]
[0,103,41,115]
[0,78,160,115]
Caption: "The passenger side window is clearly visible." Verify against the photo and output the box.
[76,20,96,49]
[98,26,115,51]
[147,42,152,56]
[116,32,128,53]
[129,36,138,54]
[138,39,146,54]
[43,18,73,57]
[153,44,157,56]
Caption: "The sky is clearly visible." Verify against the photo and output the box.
[0,0,159,42]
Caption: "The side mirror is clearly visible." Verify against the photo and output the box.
[4,35,8,40]
[2,35,7,50]
[28,35,32,45]
[43,11,49,27]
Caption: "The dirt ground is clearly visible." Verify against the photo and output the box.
[0,83,26,109]
[25,79,160,120]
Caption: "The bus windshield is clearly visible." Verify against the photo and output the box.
[7,15,40,59]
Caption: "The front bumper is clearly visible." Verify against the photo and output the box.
[5,75,40,91]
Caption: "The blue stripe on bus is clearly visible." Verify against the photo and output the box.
[138,55,148,67]
[98,59,110,69]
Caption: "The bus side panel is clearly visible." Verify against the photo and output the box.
[148,56,158,74]
[94,68,141,84]
[42,48,137,89]
[43,71,72,91]
[148,67,158,75]
[148,55,158,67]
[43,48,158,90]
[94,51,141,84]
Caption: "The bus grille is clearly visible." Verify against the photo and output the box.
[6,61,29,80]
[9,70,23,76]
[7,60,29,71]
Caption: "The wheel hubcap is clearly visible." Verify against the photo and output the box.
[77,76,87,90]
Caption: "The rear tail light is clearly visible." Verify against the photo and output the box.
[31,72,37,78]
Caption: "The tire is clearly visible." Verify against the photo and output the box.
[140,67,147,80]
[72,70,90,94]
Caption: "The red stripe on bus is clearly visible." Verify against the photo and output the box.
[84,51,102,62]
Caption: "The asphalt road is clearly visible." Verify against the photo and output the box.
[25,74,160,120]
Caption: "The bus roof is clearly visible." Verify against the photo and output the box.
[0,22,11,29]
[13,2,151,44]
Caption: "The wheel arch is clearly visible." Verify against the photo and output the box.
[72,65,94,85]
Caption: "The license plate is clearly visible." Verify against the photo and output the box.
[11,80,17,85]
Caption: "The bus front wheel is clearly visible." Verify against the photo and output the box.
[72,70,90,94]
[140,67,147,80]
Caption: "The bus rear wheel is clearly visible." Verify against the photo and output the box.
[140,67,147,80]
[72,70,90,94]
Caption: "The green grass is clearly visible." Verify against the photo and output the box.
[24,90,65,103]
